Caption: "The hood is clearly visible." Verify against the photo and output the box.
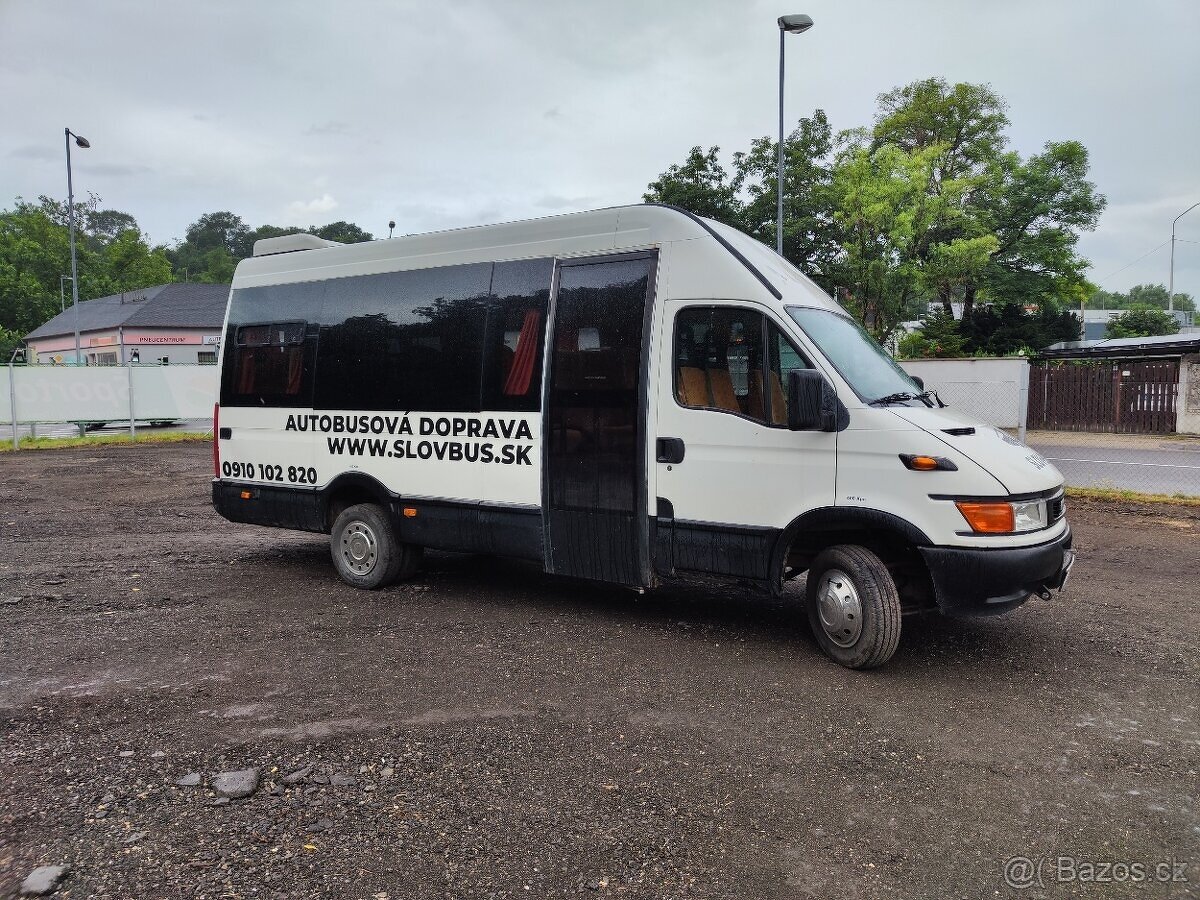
[888,407,1064,495]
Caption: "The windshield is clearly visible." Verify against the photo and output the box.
[786,306,922,402]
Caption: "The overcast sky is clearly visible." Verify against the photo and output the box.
[2,0,1197,298]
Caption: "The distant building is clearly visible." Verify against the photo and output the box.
[1076,308,1194,341]
[24,283,229,365]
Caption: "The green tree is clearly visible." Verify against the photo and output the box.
[642,113,838,282]
[825,78,1104,333]
[732,111,838,275]
[871,78,1010,180]
[1088,283,1194,312]
[897,308,967,358]
[1104,304,1180,338]
[175,215,377,277]
[312,221,374,244]
[958,301,1081,354]
[642,145,744,226]
[827,143,931,336]
[99,229,173,293]
[865,78,1010,318]
[168,211,248,282]
[86,209,140,246]
[972,141,1105,316]
[640,77,1105,345]
[0,197,173,351]
[185,211,249,256]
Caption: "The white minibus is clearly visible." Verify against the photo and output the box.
[213,205,1073,668]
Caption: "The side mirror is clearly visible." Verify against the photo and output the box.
[910,375,924,391]
[787,370,839,432]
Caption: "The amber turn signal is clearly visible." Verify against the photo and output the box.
[955,501,1015,534]
[899,454,957,472]
[402,507,418,518]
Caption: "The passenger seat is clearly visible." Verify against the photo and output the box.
[677,366,709,407]
[707,368,740,413]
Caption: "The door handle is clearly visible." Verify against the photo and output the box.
[656,437,685,464]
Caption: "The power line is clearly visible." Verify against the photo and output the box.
[1095,239,1170,285]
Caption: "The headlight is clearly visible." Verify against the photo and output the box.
[1011,499,1048,533]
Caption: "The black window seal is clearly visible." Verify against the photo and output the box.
[643,203,782,301]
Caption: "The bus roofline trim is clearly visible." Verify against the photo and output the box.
[644,203,783,301]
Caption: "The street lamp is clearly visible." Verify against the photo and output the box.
[1169,201,1199,313]
[59,275,73,313]
[64,128,90,364]
[776,13,814,257]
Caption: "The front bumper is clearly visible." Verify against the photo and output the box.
[920,525,1074,616]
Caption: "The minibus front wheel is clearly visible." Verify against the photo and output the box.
[330,503,422,589]
[806,545,902,669]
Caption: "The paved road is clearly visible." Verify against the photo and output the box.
[1026,433,1200,497]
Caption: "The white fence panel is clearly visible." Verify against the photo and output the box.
[2,365,218,424]
[131,366,219,420]
[899,357,1030,431]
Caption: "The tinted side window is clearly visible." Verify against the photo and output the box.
[221,282,324,407]
[482,258,553,411]
[674,306,766,421]
[314,263,492,411]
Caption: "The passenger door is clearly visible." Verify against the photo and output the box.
[653,302,837,581]
[543,253,656,587]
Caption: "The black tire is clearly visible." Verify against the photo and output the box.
[330,503,422,590]
[805,544,901,669]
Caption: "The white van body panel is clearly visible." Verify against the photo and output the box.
[654,297,837,532]
[214,204,1071,617]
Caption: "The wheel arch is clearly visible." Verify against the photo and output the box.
[320,472,396,532]
[769,507,935,606]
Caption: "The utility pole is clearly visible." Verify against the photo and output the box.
[1169,201,1199,313]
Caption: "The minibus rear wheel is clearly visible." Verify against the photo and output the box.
[331,503,422,589]
[806,545,901,669]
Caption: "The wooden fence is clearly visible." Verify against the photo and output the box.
[1029,359,1179,434]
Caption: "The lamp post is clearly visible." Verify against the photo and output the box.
[59,275,73,313]
[64,128,90,364]
[776,14,813,257]
[1169,201,1199,313]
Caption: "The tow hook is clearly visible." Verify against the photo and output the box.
[1035,586,1053,601]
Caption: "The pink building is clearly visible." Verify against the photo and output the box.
[24,283,228,365]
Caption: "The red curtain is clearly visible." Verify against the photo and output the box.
[503,309,541,396]
[286,347,303,395]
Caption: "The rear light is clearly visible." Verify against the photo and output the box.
[213,403,220,477]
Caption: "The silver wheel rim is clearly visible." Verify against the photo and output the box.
[341,521,378,576]
[816,568,863,648]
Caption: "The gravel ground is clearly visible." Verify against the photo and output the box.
[1,442,1197,899]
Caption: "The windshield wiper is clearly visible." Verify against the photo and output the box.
[869,390,944,408]
[919,389,946,409]
[868,392,919,406]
